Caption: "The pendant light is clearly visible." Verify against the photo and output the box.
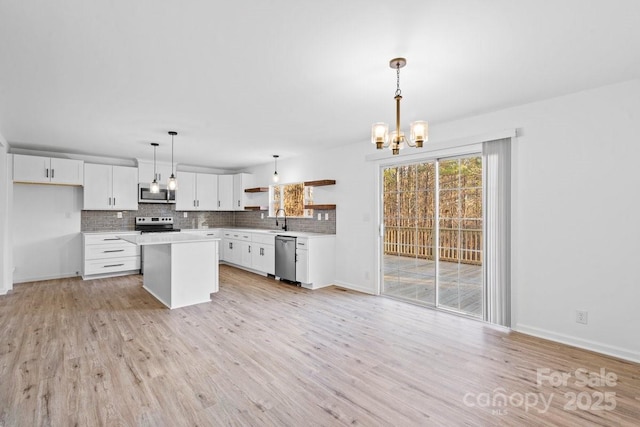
[272,155,280,183]
[167,131,177,190]
[371,57,428,155]
[150,142,160,193]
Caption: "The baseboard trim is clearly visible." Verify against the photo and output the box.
[0,288,7,296]
[333,280,376,295]
[13,272,80,284]
[515,323,640,364]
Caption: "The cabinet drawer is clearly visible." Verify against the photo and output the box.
[225,232,251,241]
[184,230,221,238]
[84,233,138,245]
[296,238,309,249]
[85,243,139,260]
[252,233,275,245]
[84,256,140,275]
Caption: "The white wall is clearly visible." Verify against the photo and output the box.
[248,79,640,362]
[12,184,82,283]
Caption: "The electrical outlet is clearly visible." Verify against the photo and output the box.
[576,310,588,324]
[261,213,264,219]
[317,213,322,220]
[116,212,122,219]
[325,213,329,220]
[183,212,188,218]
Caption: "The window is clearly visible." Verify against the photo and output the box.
[270,183,313,217]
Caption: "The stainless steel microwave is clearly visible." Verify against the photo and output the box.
[138,185,176,203]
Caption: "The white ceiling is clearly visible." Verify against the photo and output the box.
[1,0,639,170]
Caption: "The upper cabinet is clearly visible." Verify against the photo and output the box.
[176,172,219,211]
[13,154,84,186]
[83,164,138,210]
[233,173,251,211]
[137,160,175,186]
[217,174,234,211]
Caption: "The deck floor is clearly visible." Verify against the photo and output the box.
[383,254,483,316]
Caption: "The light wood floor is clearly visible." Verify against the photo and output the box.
[1,265,639,426]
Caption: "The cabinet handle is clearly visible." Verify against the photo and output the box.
[103,263,125,268]
[218,200,220,207]
[103,238,120,241]
[108,197,112,206]
[248,245,251,253]
[193,200,196,207]
[103,249,125,253]
[237,200,240,207]
[298,242,305,246]
[45,168,49,178]
[260,248,264,256]
[51,169,55,178]
[229,242,233,249]
[113,197,116,206]
[197,200,200,207]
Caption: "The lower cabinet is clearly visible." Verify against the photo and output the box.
[295,236,335,289]
[251,234,275,275]
[82,232,140,279]
[219,229,334,288]
[222,231,252,269]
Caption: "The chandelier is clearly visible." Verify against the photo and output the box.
[371,57,428,155]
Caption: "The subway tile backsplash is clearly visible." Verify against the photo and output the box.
[81,205,336,234]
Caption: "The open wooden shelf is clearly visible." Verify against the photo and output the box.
[304,204,336,210]
[244,206,268,211]
[303,179,335,187]
[244,187,269,193]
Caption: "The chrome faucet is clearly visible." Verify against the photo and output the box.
[275,208,288,231]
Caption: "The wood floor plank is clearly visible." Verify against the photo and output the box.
[0,265,639,426]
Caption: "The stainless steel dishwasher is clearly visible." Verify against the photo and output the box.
[275,235,297,283]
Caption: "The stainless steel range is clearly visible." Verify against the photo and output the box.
[135,216,180,233]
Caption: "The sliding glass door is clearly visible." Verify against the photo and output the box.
[382,163,436,305]
[381,156,483,318]
[437,157,483,316]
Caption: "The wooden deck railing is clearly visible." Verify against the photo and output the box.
[384,226,482,265]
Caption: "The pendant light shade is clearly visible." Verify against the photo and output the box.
[167,131,177,190]
[272,155,279,183]
[150,142,160,193]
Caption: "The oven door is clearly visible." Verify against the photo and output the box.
[139,185,169,203]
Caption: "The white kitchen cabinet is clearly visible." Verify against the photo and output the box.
[295,236,335,289]
[176,172,218,211]
[83,164,138,210]
[222,231,252,268]
[295,240,309,284]
[137,160,174,186]
[13,154,84,185]
[233,173,251,211]
[82,232,141,279]
[251,233,275,275]
[217,174,234,211]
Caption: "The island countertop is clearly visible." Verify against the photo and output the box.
[117,233,221,246]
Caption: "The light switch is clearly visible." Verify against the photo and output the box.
[325,213,329,220]
[116,212,122,219]
[261,213,264,219]
[183,212,188,218]
[317,213,322,220]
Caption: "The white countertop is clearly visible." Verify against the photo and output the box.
[117,233,221,246]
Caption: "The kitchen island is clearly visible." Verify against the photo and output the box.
[118,233,220,309]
